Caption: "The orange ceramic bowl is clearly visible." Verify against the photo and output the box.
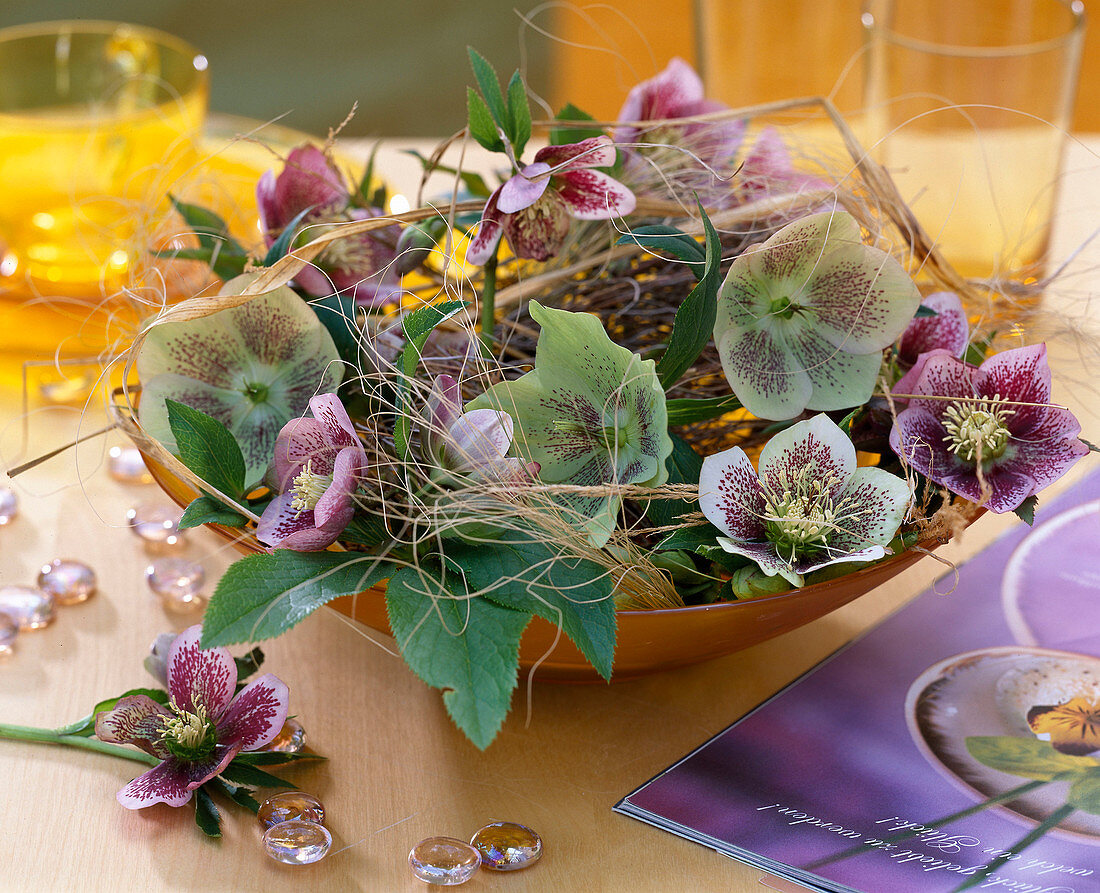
[145,455,972,682]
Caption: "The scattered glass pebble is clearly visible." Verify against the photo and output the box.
[0,611,17,654]
[470,821,542,871]
[127,503,184,544]
[258,791,325,830]
[262,819,332,865]
[0,586,55,629]
[141,533,187,555]
[37,559,97,605]
[263,718,306,753]
[0,487,17,525]
[107,446,153,484]
[145,558,206,612]
[409,837,481,886]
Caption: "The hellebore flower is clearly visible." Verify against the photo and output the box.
[137,274,342,486]
[469,302,672,547]
[699,414,911,586]
[465,136,636,265]
[736,127,832,204]
[423,374,537,482]
[889,344,1088,513]
[613,57,743,208]
[257,144,402,307]
[1028,697,1100,756]
[714,210,921,420]
[95,625,288,809]
[256,393,368,550]
[897,291,969,368]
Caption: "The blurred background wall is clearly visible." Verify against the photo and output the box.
[2,0,1097,134]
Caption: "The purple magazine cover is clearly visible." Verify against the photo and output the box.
[617,470,1100,893]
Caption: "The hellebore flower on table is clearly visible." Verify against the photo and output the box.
[714,210,922,420]
[256,393,368,550]
[465,136,636,265]
[137,274,342,486]
[889,344,1088,514]
[257,144,402,307]
[469,302,672,547]
[699,414,912,587]
[897,291,970,368]
[423,374,538,483]
[95,625,288,809]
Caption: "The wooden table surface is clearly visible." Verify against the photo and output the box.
[1,137,1098,892]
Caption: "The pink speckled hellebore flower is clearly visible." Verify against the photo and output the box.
[465,136,636,264]
[889,344,1089,513]
[95,625,288,809]
[897,291,970,369]
[256,393,368,550]
[257,144,402,307]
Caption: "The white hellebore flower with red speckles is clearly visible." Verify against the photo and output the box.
[889,344,1088,514]
[95,625,288,809]
[700,414,912,586]
[465,136,636,265]
[256,393,368,550]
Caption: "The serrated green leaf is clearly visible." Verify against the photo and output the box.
[1014,494,1038,526]
[165,399,247,501]
[656,523,726,553]
[646,435,703,529]
[202,551,393,647]
[194,786,222,838]
[505,70,531,157]
[309,292,362,367]
[468,48,508,133]
[219,761,297,790]
[617,225,705,278]
[208,777,261,814]
[656,204,723,390]
[1068,772,1100,815]
[179,495,249,530]
[168,196,250,282]
[666,395,742,426]
[444,533,617,680]
[232,750,326,766]
[467,87,504,152]
[551,103,603,146]
[965,736,1099,780]
[385,564,529,749]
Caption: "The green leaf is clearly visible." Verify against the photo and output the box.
[207,777,261,814]
[310,292,362,367]
[646,435,702,528]
[168,195,250,282]
[202,551,393,647]
[1014,494,1038,526]
[394,300,470,456]
[467,48,508,134]
[444,533,617,680]
[617,225,706,278]
[656,523,726,552]
[467,87,504,153]
[385,564,530,749]
[219,761,297,790]
[179,495,248,530]
[505,70,531,157]
[666,395,742,426]
[261,206,314,266]
[1068,771,1100,815]
[233,646,265,681]
[352,140,386,209]
[232,750,326,767]
[551,103,603,147]
[403,149,493,198]
[194,786,222,838]
[165,399,247,500]
[965,736,1100,780]
[655,204,723,390]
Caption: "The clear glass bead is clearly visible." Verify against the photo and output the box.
[107,446,153,484]
[37,559,97,605]
[145,558,206,612]
[0,611,17,654]
[409,837,481,885]
[127,503,184,544]
[262,819,332,865]
[263,718,306,753]
[470,821,542,871]
[0,487,16,525]
[257,792,325,830]
[0,586,55,629]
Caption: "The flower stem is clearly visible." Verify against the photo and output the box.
[479,248,499,353]
[0,722,158,766]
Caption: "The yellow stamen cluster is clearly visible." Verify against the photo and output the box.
[762,471,855,560]
[942,395,1015,463]
[161,703,212,751]
[290,459,334,515]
